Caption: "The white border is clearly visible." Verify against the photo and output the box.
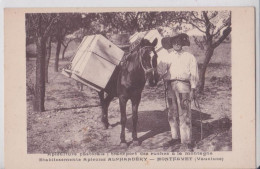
[0,0,259,169]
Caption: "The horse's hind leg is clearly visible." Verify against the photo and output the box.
[131,94,141,146]
[98,91,114,129]
[119,96,128,148]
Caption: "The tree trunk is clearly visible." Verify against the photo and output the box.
[61,44,68,60]
[34,37,47,112]
[198,47,214,93]
[54,37,62,72]
[45,37,52,83]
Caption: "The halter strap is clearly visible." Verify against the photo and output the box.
[138,46,156,74]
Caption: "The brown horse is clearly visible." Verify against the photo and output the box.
[98,38,159,147]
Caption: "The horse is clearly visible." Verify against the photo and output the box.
[98,38,159,147]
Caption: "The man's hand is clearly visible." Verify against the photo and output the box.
[190,88,196,101]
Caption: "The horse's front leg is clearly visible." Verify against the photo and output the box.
[119,95,128,148]
[131,94,141,146]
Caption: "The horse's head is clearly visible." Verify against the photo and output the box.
[139,38,159,87]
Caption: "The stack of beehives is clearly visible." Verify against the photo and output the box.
[62,34,124,92]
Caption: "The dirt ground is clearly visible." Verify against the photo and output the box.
[26,40,232,154]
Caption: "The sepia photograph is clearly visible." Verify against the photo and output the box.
[25,10,232,153]
[4,5,257,169]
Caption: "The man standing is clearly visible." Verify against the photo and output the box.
[159,33,199,150]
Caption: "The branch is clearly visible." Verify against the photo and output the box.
[191,11,205,23]
[43,15,59,39]
[37,15,42,37]
[202,11,214,42]
[193,35,205,50]
[208,11,218,20]
[212,27,231,48]
[67,38,79,45]
[26,14,38,33]
[62,28,68,37]
[212,24,227,37]
[182,13,206,33]
[127,12,135,21]
[61,41,66,47]
[163,16,186,26]
[212,16,231,37]
[184,19,206,33]
[203,11,209,23]
[202,11,210,36]
[135,12,141,19]
[191,22,206,33]
[63,37,81,46]
[41,13,47,22]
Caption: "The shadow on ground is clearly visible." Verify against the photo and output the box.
[52,104,101,112]
[125,109,231,145]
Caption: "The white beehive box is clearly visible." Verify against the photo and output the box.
[62,34,124,91]
[129,29,169,61]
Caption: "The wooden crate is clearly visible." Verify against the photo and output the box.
[64,34,124,92]
[129,29,169,60]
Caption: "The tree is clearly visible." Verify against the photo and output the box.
[26,13,58,112]
[45,36,52,83]
[53,13,83,71]
[86,12,181,35]
[184,11,231,92]
[54,20,63,72]
[61,37,77,59]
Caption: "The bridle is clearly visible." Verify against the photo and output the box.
[138,46,157,76]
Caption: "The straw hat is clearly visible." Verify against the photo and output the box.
[161,33,190,50]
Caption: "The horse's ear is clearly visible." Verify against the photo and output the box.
[152,38,158,47]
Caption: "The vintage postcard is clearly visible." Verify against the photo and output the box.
[4,7,255,169]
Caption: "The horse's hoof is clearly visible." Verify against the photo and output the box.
[132,140,141,146]
[120,142,128,148]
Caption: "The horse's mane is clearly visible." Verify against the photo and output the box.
[121,38,142,63]
[129,38,142,53]
[122,38,152,66]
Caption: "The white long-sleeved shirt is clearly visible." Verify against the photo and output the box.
[157,50,199,89]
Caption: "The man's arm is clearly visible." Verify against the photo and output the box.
[157,59,171,81]
[190,55,199,89]
[189,54,199,100]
